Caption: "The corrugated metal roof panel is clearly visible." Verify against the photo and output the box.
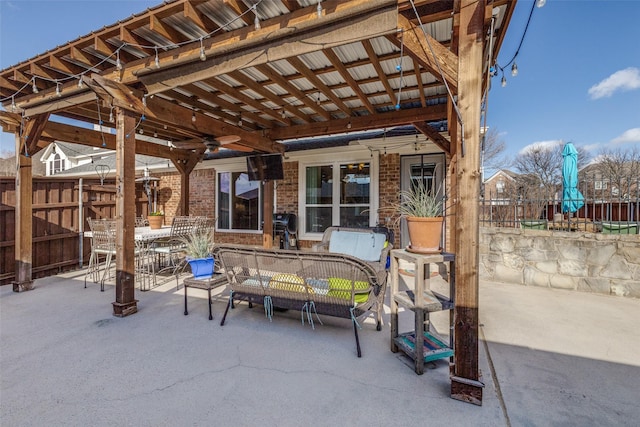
[299,51,331,70]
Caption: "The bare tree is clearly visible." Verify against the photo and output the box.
[593,146,640,199]
[482,128,507,170]
[513,141,590,218]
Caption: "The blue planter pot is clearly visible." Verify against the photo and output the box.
[187,257,215,279]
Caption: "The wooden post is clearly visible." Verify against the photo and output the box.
[451,0,485,405]
[112,107,138,317]
[262,180,274,248]
[13,133,33,292]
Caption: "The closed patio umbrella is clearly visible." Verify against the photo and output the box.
[562,142,584,213]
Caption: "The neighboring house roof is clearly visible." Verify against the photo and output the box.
[0,151,47,177]
[484,169,518,183]
[51,152,168,177]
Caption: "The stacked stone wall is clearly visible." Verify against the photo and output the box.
[480,227,640,298]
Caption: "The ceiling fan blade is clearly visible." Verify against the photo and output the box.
[216,135,241,145]
[223,143,253,152]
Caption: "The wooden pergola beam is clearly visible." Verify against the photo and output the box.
[392,15,459,93]
[265,104,447,140]
[450,0,485,406]
[412,121,451,154]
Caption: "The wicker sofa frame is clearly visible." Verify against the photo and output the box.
[215,243,390,357]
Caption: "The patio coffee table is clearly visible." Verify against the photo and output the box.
[183,273,227,320]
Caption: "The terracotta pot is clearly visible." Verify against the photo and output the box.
[406,216,443,254]
[148,215,164,229]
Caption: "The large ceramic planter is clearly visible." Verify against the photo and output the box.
[406,216,443,254]
[148,215,164,229]
[187,257,215,279]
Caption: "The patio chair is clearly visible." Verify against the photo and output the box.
[84,218,117,291]
[135,216,149,227]
[151,216,198,287]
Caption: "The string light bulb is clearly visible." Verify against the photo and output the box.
[347,121,352,129]
[109,107,114,123]
[511,62,518,77]
[11,96,16,112]
[281,110,286,119]
[77,77,83,89]
[192,110,196,122]
[55,82,61,97]
[316,93,321,106]
[253,5,261,30]
[536,0,546,7]
[155,48,160,69]
[237,113,243,127]
[32,79,39,94]
[199,38,206,61]
[501,75,507,87]
[317,0,322,18]
[116,50,122,70]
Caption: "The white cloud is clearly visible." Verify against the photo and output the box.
[518,139,562,155]
[588,67,640,99]
[611,128,640,144]
[581,143,602,152]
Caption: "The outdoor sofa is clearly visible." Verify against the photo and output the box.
[214,229,391,357]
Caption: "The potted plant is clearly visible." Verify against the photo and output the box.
[148,211,165,229]
[181,229,216,279]
[395,181,446,254]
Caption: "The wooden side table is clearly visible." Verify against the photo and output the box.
[390,249,455,374]
[183,273,228,320]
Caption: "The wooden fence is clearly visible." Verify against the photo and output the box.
[0,177,147,286]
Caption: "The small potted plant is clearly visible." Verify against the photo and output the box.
[148,211,165,229]
[395,181,446,254]
[181,229,216,279]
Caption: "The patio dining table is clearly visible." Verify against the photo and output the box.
[84,225,173,291]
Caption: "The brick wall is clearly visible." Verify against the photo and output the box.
[378,153,401,245]
[276,160,298,213]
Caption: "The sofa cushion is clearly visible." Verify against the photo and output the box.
[328,230,386,262]
[327,277,369,303]
[269,273,313,293]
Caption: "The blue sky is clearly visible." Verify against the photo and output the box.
[1,0,639,161]
[490,0,640,162]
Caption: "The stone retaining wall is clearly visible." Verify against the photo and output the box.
[479,227,640,298]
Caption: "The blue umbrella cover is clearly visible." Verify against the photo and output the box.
[562,142,585,213]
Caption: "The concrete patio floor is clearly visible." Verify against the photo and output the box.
[1,270,639,426]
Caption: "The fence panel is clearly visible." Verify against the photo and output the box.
[0,177,147,286]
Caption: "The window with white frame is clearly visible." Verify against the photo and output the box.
[49,153,65,175]
[217,171,262,231]
[303,161,371,234]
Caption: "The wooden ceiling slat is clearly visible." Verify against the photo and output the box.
[286,56,352,117]
[322,48,375,115]
[223,0,253,26]
[228,70,311,124]
[48,55,86,76]
[183,0,219,33]
[149,14,188,45]
[183,83,271,129]
[361,40,397,106]
[204,77,290,126]
[254,64,331,121]
[29,62,65,81]
[413,58,427,108]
